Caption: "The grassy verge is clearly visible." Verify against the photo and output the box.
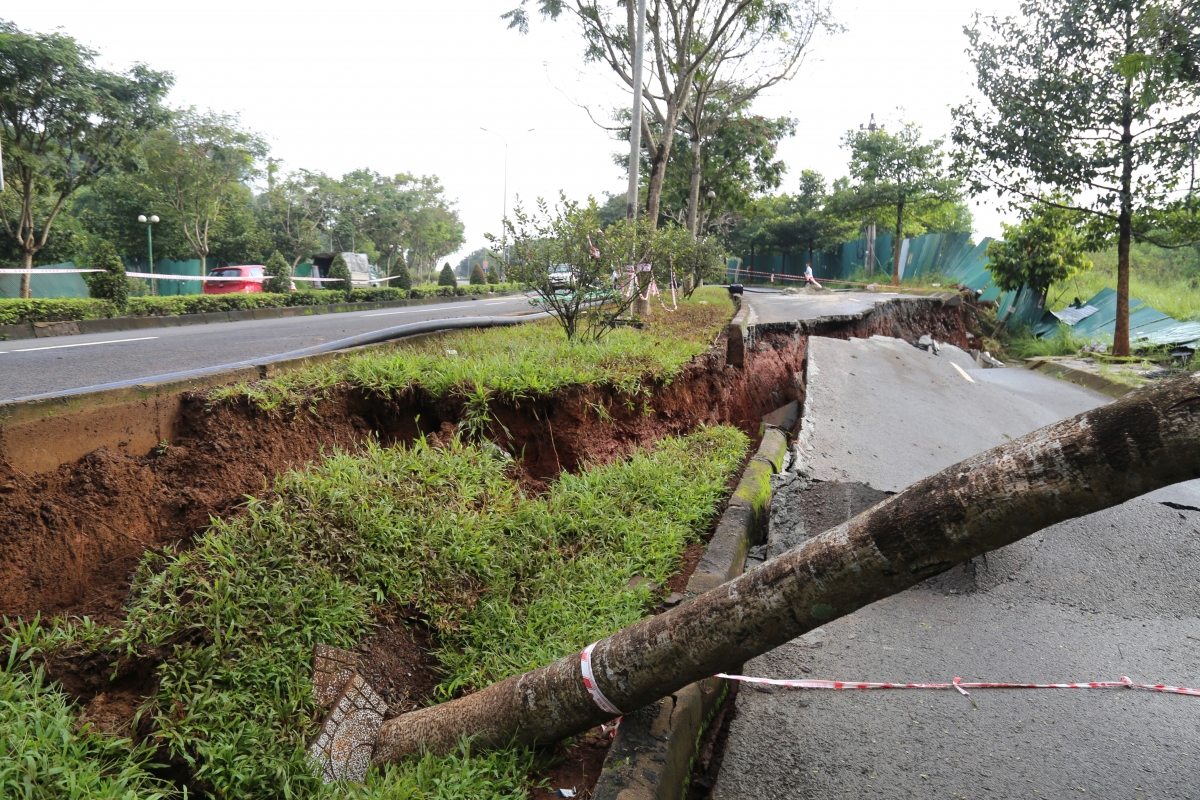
[216,287,735,414]
[3,426,748,799]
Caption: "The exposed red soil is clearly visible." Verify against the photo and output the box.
[357,610,443,719]
[532,726,617,799]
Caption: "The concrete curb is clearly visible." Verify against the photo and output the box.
[591,420,792,800]
[1025,358,1135,398]
[0,291,523,341]
[724,300,757,369]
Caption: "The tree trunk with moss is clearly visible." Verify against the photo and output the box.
[373,373,1200,762]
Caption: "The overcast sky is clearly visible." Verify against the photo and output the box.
[10,0,1022,263]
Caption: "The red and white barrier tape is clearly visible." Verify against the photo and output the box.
[580,643,624,715]
[716,673,1200,698]
[0,268,102,274]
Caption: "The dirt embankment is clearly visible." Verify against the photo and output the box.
[0,331,807,623]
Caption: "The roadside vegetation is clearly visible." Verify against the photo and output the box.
[217,287,734,413]
[2,425,748,798]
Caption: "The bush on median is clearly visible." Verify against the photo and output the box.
[0,298,118,326]
[124,291,348,317]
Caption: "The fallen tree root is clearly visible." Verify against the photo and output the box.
[372,373,1200,763]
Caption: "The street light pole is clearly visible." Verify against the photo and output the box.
[138,214,160,295]
[480,127,535,235]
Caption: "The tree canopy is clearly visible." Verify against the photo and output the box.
[836,121,961,284]
[506,0,832,226]
[0,19,171,297]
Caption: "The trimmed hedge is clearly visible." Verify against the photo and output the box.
[0,298,118,326]
[125,291,347,317]
[0,286,524,327]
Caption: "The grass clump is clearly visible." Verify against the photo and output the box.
[4,425,748,799]
[1004,324,1097,359]
[219,287,734,413]
[0,654,173,798]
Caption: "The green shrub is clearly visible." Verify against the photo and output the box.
[469,263,487,285]
[347,287,407,302]
[327,253,353,294]
[82,241,128,310]
[389,255,412,292]
[0,298,117,326]
[438,262,457,287]
[486,264,500,284]
[125,291,345,317]
[263,251,292,293]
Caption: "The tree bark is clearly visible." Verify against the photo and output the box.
[19,250,33,300]
[686,134,703,237]
[373,373,1200,762]
[892,199,905,286]
[1113,10,1135,358]
[645,130,675,228]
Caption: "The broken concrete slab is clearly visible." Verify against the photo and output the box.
[312,643,359,709]
[796,336,1109,492]
[308,674,388,784]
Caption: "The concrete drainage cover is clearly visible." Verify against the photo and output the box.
[312,643,359,709]
[308,673,387,783]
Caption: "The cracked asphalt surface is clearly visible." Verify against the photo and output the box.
[713,333,1200,800]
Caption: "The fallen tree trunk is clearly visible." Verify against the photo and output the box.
[374,373,1200,763]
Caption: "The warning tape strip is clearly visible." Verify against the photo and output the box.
[580,643,624,715]
[0,268,103,274]
[716,673,1200,698]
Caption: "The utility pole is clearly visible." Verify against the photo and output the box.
[627,0,649,314]
[859,114,880,278]
[626,0,647,220]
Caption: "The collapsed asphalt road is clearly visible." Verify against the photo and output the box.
[0,295,534,401]
[712,335,1200,799]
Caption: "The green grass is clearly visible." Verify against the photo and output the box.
[1003,324,1097,359]
[4,425,748,799]
[215,287,735,414]
[0,654,174,799]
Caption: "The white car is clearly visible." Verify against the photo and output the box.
[549,264,575,289]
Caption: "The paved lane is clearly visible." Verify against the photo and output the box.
[0,295,535,401]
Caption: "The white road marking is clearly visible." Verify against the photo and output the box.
[362,308,436,318]
[951,362,976,383]
[1,336,159,354]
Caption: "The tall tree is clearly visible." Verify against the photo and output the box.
[952,0,1200,356]
[254,169,326,267]
[505,0,830,226]
[141,108,268,272]
[837,121,961,284]
[655,109,795,234]
[0,20,171,297]
[764,170,856,267]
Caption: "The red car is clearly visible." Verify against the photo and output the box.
[203,265,265,294]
